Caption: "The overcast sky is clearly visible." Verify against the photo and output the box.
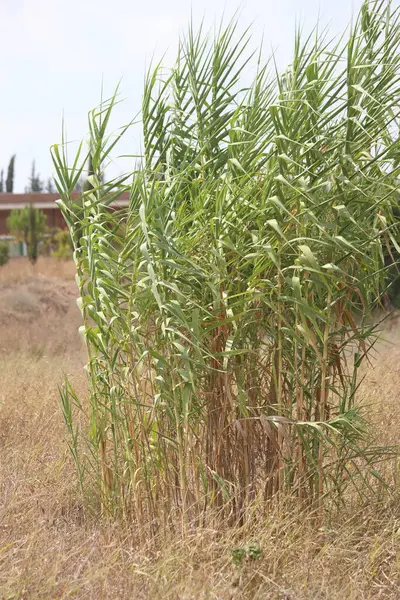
[0,0,375,192]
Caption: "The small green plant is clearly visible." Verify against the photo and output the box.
[7,204,46,265]
[0,241,9,266]
[232,542,263,566]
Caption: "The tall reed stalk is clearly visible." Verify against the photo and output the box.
[53,0,400,529]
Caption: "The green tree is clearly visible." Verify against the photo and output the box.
[26,161,44,193]
[46,178,55,193]
[7,204,47,264]
[5,155,15,193]
[0,169,4,193]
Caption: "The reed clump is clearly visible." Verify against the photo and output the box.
[52,0,400,529]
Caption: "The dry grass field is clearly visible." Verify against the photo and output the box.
[0,258,399,599]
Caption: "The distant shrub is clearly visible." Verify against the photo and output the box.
[51,229,73,261]
[7,205,47,265]
[0,241,9,266]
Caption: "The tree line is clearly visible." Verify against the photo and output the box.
[0,204,73,267]
[0,155,56,193]
[0,154,93,193]
[0,155,16,192]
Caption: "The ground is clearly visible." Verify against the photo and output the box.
[0,258,399,599]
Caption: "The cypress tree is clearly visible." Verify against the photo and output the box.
[5,155,15,193]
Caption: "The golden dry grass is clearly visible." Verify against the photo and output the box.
[0,258,399,599]
[0,257,77,284]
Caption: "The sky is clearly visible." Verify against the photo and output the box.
[0,0,372,192]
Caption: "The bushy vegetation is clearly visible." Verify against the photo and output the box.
[52,0,400,529]
[0,241,9,266]
[51,229,73,260]
[7,205,47,265]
